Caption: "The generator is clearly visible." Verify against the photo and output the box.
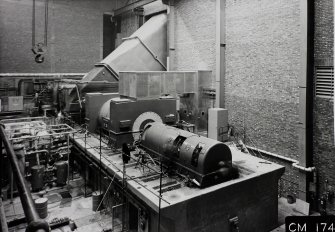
[103,96,177,148]
[140,122,238,187]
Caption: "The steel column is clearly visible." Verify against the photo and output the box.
[297,0,315,201]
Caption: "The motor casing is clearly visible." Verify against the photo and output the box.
[140,122,237,188]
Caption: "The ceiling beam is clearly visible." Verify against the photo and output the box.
[112,0,156,17]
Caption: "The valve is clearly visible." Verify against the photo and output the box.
[229,216,240,232]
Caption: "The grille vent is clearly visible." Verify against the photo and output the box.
[315,66,334,98]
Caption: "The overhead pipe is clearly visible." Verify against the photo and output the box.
[164,0,175,70]
[0,73,85,78]
[0,126,49,232]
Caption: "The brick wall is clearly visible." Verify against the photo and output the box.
[173,0,216,75]
[313,0,334,213]
[115,11,139,47]
[314,0,334,63]
[0,0,114,73]
[225,0,301,159]
[225,0,302,195]
[314,98,335,213]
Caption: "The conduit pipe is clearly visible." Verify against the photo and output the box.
[246,145,316,173]
[0,126,49,232]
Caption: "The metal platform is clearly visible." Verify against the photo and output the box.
[71,128,285,232]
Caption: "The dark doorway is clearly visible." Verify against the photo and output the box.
[128,202,139,231]
[103,13,116,58]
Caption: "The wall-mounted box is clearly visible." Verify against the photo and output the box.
[7,96,24,111]
[208,108,228,141]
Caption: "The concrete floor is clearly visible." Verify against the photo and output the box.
[3,177,120,232]
[271,197,320,232]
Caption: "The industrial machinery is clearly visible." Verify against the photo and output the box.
[140,122,237,188]
[104,97,177,148]
[84,93,177,148]
[61,13,168,116]
[0,117,74,196]
[0,11,285,232]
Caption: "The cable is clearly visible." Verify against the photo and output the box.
[32,0,35,47]
[44,0,49,46]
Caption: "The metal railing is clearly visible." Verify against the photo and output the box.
[0,125,49,232]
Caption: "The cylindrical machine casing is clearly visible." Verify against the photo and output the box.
[31,165,45,192]
[34,197,48,219]
[98,99,112,127]
[140,123,234,187]
[92,191,104,211]
[14,144,25,176]
[55,161,68,186]
[9,145,26,192]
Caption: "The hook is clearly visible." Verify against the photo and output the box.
[35,54,44,63]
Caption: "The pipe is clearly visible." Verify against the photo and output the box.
[0,73,85,78]
[292,162,316,172]
[0,126,49,232]
[166,0,175,71]
[246,145,316,173]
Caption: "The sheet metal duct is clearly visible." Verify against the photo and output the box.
[63,14,167,113]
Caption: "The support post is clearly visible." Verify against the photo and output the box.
[215,0,226,108]
[0,139,2,196]
[297,0,314,201]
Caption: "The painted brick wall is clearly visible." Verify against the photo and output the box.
[314,0,334,63]
[225,0,302,196]
[0,0,115,73]
[225,0,301,159]
[115,11,139,47]
[314,98,335,213]
[313,0,334,213]
[173,0,216,75]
